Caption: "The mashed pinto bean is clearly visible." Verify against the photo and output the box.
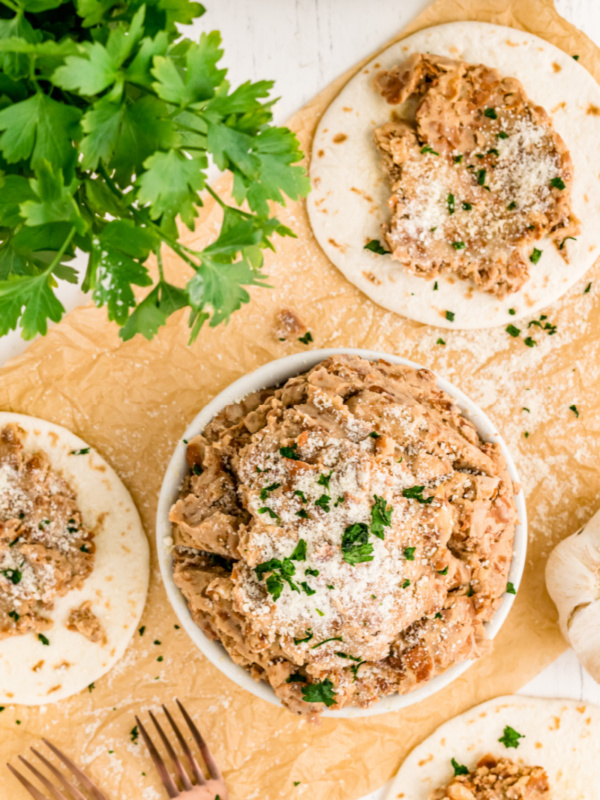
[431,755,551,800]
[0,424,95,638]
[374,54,579,297]
[170,356,517,717]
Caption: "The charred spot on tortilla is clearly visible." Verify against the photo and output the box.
[372,53,579,298]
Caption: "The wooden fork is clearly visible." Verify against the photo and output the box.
[135,699,228,799]
[7,738,109,800]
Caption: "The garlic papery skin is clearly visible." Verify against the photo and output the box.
[546,510,600,682]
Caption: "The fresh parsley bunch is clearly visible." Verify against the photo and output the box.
[0,0,310,341]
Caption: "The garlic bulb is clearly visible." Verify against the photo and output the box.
[546,509,600,682]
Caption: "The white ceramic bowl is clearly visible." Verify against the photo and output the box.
[156,349,527,718]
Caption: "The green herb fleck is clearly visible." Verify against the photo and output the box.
[484,108,498,119]
[498,725,525,749]
[341,522,374,566]
[569,404,580,418]
[497,131,509,139]
[506,324,521,338]
[364,239,391,255]
[315,494,331,513]
[298,331,313,345]
[301,679,337,707]
[524,337,537,347]
[280,444,300,460]
[550,177,566,190]
[452,758,469,776]
[312,636,343,649]
[506,582,516,594]
[402,485,433,504]
[529,248,542,264]
[445,310,455,322]
[437,338,446,345]
[451,242,465,250]
[370,495,393,539]
[462,202,472,211]
[294,629,313,645]
[421,144,439,155]
[404,547,416,561]
[260,482,281,501]
[38,633,50,645]
[69,448,90,456]
[447,193,455,215]
[130,726,139,744]
[477,169,487,186]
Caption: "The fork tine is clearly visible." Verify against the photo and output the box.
[176,699,223,781]
[40,740,109,800]
[149,710,193,791]
[30,748,86,800]
[7,763,51,800]
[19,755,70,800]
[162,705,206,786]
[135,716,179,799]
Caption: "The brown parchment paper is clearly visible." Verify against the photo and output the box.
[1,1,600,798]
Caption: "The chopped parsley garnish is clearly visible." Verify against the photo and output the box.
[497,131,509,139]
[258,506,280,521]
[451,242,465,250]
[404,547,416,561]
[301,679,337,707]
[524,431,530,439]
[260,482,281,500]
[529,248,542,264]
[370,495,393,539]
[420,144,439,155]
[9,535,22,547]
[2,568,21,585]
[435,612,443,619]
[437,566,449,575]
[290,539,307,561]
[315,608,325,617]
[369,431,381,438]
[498,725,525,749]
[300,582,316,596]
[437,338,446,345]
[506,582,516,594]
[255,557,299,600]
[80,544,90,553]
[334,496,345,507]
[507,201,517,210]
[305,567,319,577]
[509,308,516,315]
[294,490,307,503]
[484,107,498,119]
[315,494,331,513]
[524,337,537,348]
[280,443,300,460]
[569,404,580,418]
[550,177,566,190]
[38,633,50,645]
[8,610,19,622]
[523,407,530,413]
[462,202,472,211]
[527,315,556,335]
[434,281,439,290]
[477,169,487,186]
[445,310,455,322]
[487,148,499,156]
[573,54,580,60]
[88,683,95,692]
[296,509,309,519]
[139,626,146,636]
[317,471,333,493]
[402,485,433,504]
[341,522,374,565]
[364,239,391,255]
[130,726,139,744]
[506,324,521,338]
[69,447,90,455]
[286,672,306,683]
[584,282,592,293]
[298,331,313,345]
[312,636,343,649]
[559,236,577,250]
[452,758,469,776]
[454,154,463,163]
[447,193,455,215]
[157,656,163,662]
[350,662,366,681]
[336,652,362,661]
[402,579,411,589]
[294,629,313,645]
[192,464,203,476]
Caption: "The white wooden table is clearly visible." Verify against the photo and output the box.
[4,2,600,798]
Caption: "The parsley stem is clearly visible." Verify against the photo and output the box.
[156,248,165,282]
[0,0,20,13]
[48,226,77,274]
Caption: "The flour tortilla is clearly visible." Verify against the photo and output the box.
[0,413,149,705]
[308,22,600,329]
[384,695,600,800]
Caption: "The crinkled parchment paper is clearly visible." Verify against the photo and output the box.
[1,1,599,798]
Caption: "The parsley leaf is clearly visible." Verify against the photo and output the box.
[370,495,392,539]
[341,522,374,565]
[301,679,337,707]
[451,758,469,776]
[364,239,390,255]
[402,485,433,504]
[498,725,525,749]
